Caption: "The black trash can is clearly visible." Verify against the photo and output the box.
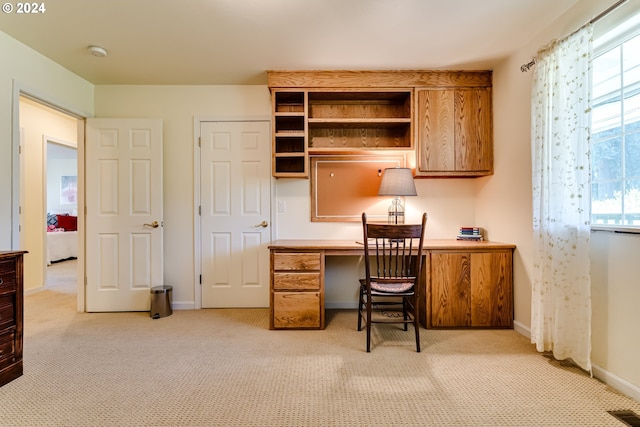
[150,285,172,319]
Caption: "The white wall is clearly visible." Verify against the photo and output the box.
[0,31,93,254]
[487,0,640,399]
[94,85,272,308]
[95,85,482,309]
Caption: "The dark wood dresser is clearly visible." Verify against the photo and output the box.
[0,251,26,387]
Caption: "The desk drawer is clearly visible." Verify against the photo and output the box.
[273,272,320,291]
[273,292,321,329]
[273,253,321,271]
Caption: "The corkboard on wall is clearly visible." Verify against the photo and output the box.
[311,155,406,222]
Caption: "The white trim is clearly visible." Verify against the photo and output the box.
[12,82,89,312]
[513,320,531,338]
[512,320,640,402]
[591,225,640,234]
[592,363,640,402]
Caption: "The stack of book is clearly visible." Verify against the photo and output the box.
[457,227,483,241]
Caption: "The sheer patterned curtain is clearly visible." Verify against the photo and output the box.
[531,25,593,373]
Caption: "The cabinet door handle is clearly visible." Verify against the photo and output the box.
[0,278,3,285]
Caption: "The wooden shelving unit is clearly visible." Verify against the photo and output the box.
[307,90,412,153]
[272,90,308,177]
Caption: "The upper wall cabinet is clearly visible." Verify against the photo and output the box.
[268,70,493,178]
[415,78,493,176]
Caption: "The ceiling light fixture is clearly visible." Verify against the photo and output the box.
[88,45,108,58]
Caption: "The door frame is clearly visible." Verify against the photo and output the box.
[11,83,90,312]
[193,116,274,309]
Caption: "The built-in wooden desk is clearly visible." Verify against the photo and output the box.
[269,240,516,330]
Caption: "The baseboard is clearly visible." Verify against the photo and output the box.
[511,320,640,402]
[592,364,640,402]
[326,302,358,310]
[171,301,195,310]
[513,320,531,338]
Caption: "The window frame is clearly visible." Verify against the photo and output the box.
[590,16,640,233]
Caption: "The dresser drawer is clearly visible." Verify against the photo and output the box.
[0,294,15,331]
[0,330,16,371]
[273,253,321,271]
[0,259,17,293]
[273,272,320,291]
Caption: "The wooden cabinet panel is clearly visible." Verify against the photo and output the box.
[273,292,321,328]
[428,249,512,328]
[470,252,513,327]
[416,89,455,172]
[455,89,493,173]
[430,252,471,327]
[416,86,493,177]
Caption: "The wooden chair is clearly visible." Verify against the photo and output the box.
[358,212,427,352]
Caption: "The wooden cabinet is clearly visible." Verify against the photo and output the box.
[415,87,493,176]
[269,70,494,179]
[0,251,26,387]
[270,251,324,329]
[426,248,512,328]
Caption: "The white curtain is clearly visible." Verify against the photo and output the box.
[531,25,593,373]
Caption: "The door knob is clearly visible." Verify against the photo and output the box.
[255,220,268,228]
[144,221,159,228]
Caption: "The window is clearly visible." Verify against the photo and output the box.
[591,28,640,226]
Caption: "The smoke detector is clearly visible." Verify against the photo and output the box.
[88,45,108,58]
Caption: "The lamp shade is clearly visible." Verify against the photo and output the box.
[378,168,417,196]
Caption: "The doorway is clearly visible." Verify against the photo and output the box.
[44,140,78,293]
[17,94,84,308]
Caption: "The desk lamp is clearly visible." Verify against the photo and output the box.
[378,167,417,224]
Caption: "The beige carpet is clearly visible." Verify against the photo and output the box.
[1,265,639,426]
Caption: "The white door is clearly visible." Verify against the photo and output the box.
[85,118,163,312]
[200,120,271,308]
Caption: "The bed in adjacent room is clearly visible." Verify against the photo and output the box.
[46,214,78,264]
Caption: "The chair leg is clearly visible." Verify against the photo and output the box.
[357,287,363,331]
[366,293,372,352]
[414,297,421,352]
[403,298,408,331]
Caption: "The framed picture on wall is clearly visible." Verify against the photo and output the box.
[60,175,77,204]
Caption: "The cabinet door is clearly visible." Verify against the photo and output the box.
[416,88,493,176]
[416,89,455,173]
[429,252,471,327]
[470,251,513,327]
[455,89,493,173]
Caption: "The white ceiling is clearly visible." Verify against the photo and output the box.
[0,0,585,85]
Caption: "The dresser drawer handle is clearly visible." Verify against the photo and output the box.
[0,278,3,285]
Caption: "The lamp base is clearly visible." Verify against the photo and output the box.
[388,196,404,224]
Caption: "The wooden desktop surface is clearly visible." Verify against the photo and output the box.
[269,239,516,254]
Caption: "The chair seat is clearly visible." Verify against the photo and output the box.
[359,278,415,293]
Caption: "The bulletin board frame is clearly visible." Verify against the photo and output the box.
[310,155,406,222]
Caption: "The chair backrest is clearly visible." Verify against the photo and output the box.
[362,212,427,284]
